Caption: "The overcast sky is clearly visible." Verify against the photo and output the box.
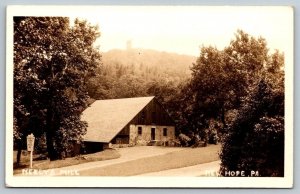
[9,6,292,57]
[70,6,293,56]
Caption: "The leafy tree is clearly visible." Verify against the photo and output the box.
[14,17,101,160]
[220,71,284,176]
[182,30,271,144]
[219,37,285,176]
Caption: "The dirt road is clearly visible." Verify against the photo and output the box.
[136,160,221,176]
[78,144,220,176]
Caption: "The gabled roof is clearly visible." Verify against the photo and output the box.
[81,96,155,143]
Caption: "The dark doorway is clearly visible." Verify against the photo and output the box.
[151,128,155,140]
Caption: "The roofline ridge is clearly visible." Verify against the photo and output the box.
[94,96,155,101]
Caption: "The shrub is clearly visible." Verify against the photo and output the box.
[178,133,191,147]
[220,79,284,177]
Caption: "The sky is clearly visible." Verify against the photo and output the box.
[70,6,293,56]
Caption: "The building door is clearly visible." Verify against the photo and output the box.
[151,128,155,140]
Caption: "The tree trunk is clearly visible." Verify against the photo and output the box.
[46,131,58,161]
[46,109,59,161]
[16,139,22,165]
[221,107,226,127]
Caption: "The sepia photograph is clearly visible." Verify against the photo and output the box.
[6,5,293,187]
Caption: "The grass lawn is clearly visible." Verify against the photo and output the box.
[80,144,220,176]
[13,149,120,175]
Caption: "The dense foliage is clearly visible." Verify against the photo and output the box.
[219,49,284,176]
[220,81,284,176]
[86,48,194,100]
[179,31,269,140]
[158,30,284,176]
[181,30,284,176]
[14,17,101,161]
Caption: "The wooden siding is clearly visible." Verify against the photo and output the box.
[111,98,174,141]
[130,98,174,126]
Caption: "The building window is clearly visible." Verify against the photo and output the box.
[163,128,167,136]
[138,127,142,135]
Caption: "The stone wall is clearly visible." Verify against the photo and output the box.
[129,124,175,146]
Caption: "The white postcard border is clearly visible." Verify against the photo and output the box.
[5,5,294,188]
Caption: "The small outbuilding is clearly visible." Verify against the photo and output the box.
[81,96,175,153]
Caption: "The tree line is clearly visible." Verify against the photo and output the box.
[13,17,284,176]
[86,48,193,100]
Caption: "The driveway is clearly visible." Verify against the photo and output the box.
[52,146,185,175]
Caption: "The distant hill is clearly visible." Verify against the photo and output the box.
[101,48,197,77]
[87,48,197,100]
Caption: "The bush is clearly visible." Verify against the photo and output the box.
[178,133,191,147]
[208,132,218,144]
[220,79,284,177]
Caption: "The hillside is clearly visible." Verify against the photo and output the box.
[101,48,197,78]
[86,48,197,109]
